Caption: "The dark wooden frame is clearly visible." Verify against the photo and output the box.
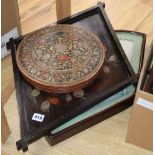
[46,96,135,145]
[140,42,153,93]
[46,30,146,145]
[6,2,142,152]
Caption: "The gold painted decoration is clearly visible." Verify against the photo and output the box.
[65,94,72,103]
[41,100,50,112]
[31,89,40,97]
[73,90,85,98]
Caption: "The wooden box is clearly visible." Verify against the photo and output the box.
[46,30,146,145]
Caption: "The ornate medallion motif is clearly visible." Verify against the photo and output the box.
[65,94,72,103]
[16,25,106,93]
[48,97,60,105]
[73,90,85,98]
[31,89,40,97]
[41,100,50,112]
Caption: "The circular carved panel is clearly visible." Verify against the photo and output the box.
[16,25,106,93]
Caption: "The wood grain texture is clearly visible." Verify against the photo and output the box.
[1,55,15,106]
[56,0,71,20]
[1,0,152,154]
[1,105,11,144]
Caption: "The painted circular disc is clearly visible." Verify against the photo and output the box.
[16,25,106,93]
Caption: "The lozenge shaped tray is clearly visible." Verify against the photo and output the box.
[7,2,139,151]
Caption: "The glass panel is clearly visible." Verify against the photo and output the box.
[116,32,143,74]
[119,39,134,61]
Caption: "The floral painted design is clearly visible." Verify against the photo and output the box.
[16,25,105,91]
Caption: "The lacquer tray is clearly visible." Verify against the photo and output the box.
[7,2,138,151]
[46,30,146,145]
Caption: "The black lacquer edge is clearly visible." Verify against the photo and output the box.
[140,42,153,90]
[97,2,135,78]
[6,2,139,151]
[7,38,29,151]
[57,3,138,82]
[46,95,135,146]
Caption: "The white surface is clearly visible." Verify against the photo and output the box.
[32,113,45,122]
[1,27,19,59]
[137,98,153,111]
[120,39,134,61]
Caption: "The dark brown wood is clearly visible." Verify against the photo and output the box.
[46,31,146,146]
[7,3,138,151]
[143,67,153,94]
[140,42,153,91]
[46,95,135,146]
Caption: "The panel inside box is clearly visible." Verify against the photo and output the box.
[117,32,144,73]
[50,31,144,134]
